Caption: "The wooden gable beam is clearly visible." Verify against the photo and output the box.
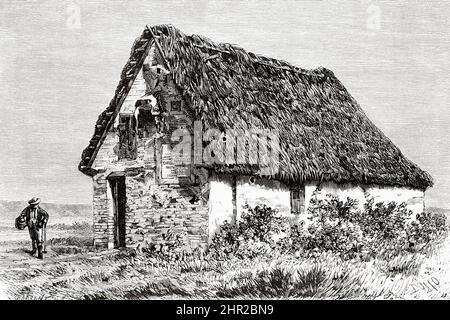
[85,37,155,171]
[146,25,171,71]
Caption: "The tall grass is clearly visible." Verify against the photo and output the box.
[2,246,445,300]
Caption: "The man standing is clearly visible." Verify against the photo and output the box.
[15,197,49,259]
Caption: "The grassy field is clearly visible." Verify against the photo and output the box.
[0,201,449,300]
[0,220,449,300]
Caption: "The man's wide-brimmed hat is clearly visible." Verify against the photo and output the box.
[28,197,41,205]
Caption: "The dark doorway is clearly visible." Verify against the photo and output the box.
[108,173,126,248]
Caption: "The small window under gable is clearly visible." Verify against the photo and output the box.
[290,186,305,215]
[170,100,182,113]
[136,108,153,131]
[135,97,157,137]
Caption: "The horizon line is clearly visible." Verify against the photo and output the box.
[0,198,91,206]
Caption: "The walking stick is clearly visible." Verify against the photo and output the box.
[43,224,47,252]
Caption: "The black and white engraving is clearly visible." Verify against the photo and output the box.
[0,1,448,302]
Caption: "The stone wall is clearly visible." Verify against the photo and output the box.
[90,43,209,250]
[91,169,208,249]
[124,172,208,249]
[92,173,115,248]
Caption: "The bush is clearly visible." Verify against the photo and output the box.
[141,196,447,264]
[141,228,188,262]
[238,204,288,242]
[359,196,412,258]
[295,192,448,260]
[407,211,448,253]
[299,195,364,259]
[207,220,240,259]
[208,204,289,260]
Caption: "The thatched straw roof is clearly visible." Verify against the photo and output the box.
[79,25,433,190]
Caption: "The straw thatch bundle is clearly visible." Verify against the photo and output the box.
[79,25,432,190]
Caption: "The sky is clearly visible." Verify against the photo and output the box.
[0,0,449,207]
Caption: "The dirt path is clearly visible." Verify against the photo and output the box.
[0,228,87,268]
[0,227,105,299]
[0,241,123,299]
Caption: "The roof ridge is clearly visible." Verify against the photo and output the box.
[150,24,319,77]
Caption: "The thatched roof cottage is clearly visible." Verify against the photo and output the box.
[79,25,432,250]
